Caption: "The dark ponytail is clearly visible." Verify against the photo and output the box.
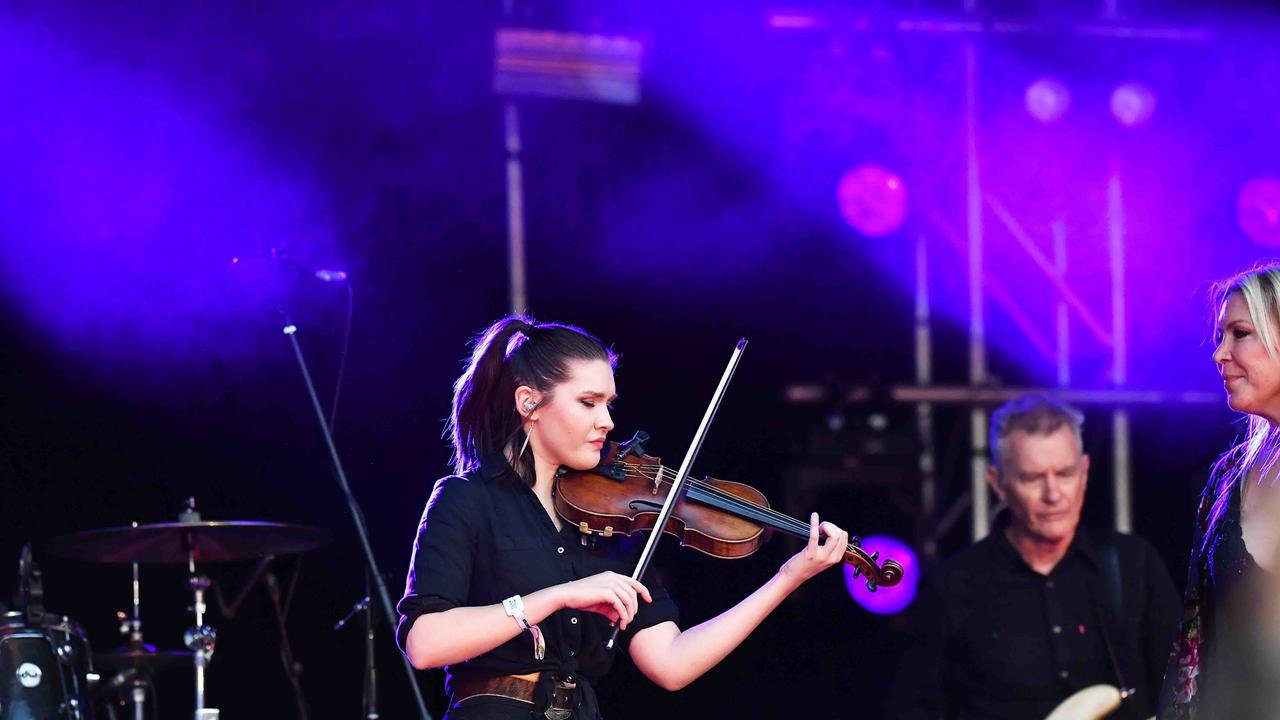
[447,314,616,485]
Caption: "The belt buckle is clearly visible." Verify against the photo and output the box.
[544,676,576,720]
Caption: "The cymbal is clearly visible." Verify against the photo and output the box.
[43,521,330,564]
[95,646,193,674]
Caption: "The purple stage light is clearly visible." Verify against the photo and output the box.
[1110,82,1156,127]
[1024,78,1071,124]
[836,165,907,238]
[767,12,825,30]
[494,28,643,106]
[0,17,344,374]
[844,535,918,615]
[1238,177,1280,248]
[314,269,349,283]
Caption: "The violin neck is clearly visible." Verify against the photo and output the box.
[682,479,854,552]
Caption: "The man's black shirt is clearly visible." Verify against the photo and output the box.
[890,519,1180,720]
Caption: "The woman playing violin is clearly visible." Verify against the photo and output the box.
[396,315,850,719]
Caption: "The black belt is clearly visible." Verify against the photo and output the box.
[453,673,577,719]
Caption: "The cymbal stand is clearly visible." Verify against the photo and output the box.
[363,573,377,720]
[116,557,154,720]
[180,500,219,720]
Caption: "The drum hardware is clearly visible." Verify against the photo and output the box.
[3,548,97,720]
[1,612,97,720]
[40,514,330,566]
[177,498,218,720]
[14,544,45,625]
[262,559,308,720]
[44,500,330,720]
[93,552,190,720]
[95,648,192,675]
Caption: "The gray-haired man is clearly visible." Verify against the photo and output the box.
[890,395,1179,720]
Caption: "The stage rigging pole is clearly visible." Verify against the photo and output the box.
[1107,169,1132,533]
[505,102,527,316]
[963,39,991,542]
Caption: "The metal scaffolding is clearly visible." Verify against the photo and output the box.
[882,12,1217,552]
[774,6,1221,554]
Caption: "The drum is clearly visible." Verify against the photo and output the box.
[0,612,96,720]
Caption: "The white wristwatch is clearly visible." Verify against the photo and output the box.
[503,594,546,660]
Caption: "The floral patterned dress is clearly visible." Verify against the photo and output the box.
[1158,478,1279,720]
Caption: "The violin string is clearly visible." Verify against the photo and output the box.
[623,466,811,535]
[667,472,864,557]
[621,466,847,546]
[621,465,867,556]
[629,465,808,531]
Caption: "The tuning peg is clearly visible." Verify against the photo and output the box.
[866,579,878,592]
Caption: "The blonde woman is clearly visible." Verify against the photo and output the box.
[1159,263,1280,719]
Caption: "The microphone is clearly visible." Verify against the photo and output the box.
[333,596,371,631]
[229,255,350,283]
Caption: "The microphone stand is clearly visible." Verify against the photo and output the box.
[334,574,378,719]
[363,573,378,720]
[282,322,432,719]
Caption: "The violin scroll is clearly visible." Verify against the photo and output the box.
[844,542,904,592]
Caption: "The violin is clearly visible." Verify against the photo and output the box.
[554,431,903,591]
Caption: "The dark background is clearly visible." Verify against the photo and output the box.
[0,1,1269,717]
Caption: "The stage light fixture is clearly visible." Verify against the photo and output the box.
[494,29,643,106]
[845,535,918,615]
[1238,176,1280,248]
[1024,78,1071,124]
[836,164,907,238]
[1110,82,1156,127]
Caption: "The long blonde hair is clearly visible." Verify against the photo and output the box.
[1204,261,1280,548]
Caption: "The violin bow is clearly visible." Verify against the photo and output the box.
[605,338,748,651]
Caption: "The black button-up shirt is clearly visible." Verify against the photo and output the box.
[890,519,1180,720]
[396,457,679,706]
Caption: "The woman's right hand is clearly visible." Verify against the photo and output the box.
[556,571,652,630]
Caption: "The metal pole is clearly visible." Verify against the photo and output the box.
[914,233,938,558]
[1107,167,1132,532]
[1053,219,1070,387]
[189,550,208,718]
[963,41,990,541]
[504,103,528,315]
[283,327,433,719]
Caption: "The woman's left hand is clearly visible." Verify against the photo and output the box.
[779,512,848,588]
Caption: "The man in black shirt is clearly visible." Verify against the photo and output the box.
[890,394,1180,720]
